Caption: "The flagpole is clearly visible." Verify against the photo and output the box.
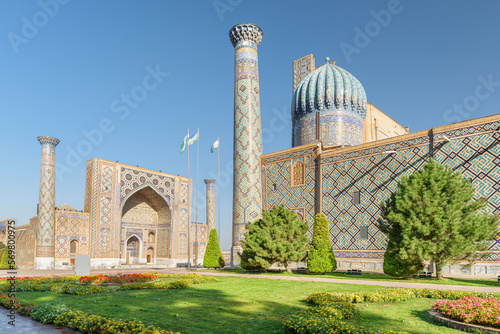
[217,138,221,244]
[195,129,199,268]
[187,127,191,270]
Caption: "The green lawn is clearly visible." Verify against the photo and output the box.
[203,268,500,287]
[13,275,471,334]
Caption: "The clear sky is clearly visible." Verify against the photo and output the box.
[1,0,499,250]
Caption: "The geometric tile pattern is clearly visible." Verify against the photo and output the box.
[56,236,68,258]
[292,54,315,93]
[230,23,263,250]
[204,179,216,232]
[120,168,175,205]
[263,118,500,261]
[157,228,170,257]
[264,155,316,236]
[36,136,59,258]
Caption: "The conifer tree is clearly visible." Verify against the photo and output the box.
[383,240,423,278]
[240,205,309,273]
[377,159,498,279]
[308,213,336,274]
[203,228,225,269]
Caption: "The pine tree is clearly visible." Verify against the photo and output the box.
[203,229,225,269]
[307,213,336,274]
[383,240,423,278]
[377,159,498,279]
[240,205,309,273]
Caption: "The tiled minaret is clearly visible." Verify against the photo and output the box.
[204,179,216,233]
[229,23,263,266]
[36,136,59,269]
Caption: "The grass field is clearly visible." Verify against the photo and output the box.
[13,275,474,334]
[202,268,500,288]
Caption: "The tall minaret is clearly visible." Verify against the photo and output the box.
[229,23,263,266]
[36,136,59,269]
[204,179,216,233]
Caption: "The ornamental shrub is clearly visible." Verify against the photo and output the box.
[31,303,71,324]
[383,241,423,278]
[308,213,336,274]
[203,228,225,269]
[0,249,13,270]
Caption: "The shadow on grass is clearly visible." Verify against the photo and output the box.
[16,285,297,334]
[411,309,463,333]
[208,268,499,287]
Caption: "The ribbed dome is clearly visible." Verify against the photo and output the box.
[292,62,367,121]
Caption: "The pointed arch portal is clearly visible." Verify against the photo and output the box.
[120,185,171,264]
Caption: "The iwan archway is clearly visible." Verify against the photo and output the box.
[120,185,171,265]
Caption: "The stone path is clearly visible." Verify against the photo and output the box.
[0,307,79,334]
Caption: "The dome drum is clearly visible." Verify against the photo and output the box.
[293,109,364,147]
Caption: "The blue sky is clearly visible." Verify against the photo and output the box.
[1,0,499,250]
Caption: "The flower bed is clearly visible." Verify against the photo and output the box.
[78,273,158,285]
[2,273,215,295]
[283,288,500,334]
[433,296,500,328]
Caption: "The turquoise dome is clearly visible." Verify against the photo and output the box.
[291,61,368,148]
[292,62,367,121]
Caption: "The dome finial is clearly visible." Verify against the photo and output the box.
[325,57,330,63]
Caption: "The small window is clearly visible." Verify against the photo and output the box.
[353,191,360,205]
[70,240,78,254]
[272,183,277,190]
[291,161,305,187]
[360,226,368,240]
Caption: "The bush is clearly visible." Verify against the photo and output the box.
[31,303,71,324]
[384,241,424,278]
[308,213,336,274]
[203,229,225,269]
[383,242,423,278]
[0,249,14,270]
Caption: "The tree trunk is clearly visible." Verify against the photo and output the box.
[436,262,443,280]
[285,263,292,273]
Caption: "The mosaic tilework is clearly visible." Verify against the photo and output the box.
[230,23,263,250]
[157,228,170,257]
[292,62,367,148]
[264,155,316,236]
[204,179,216,232]
[56,236,68,258]
[293,110,364,147]
[36,136,59,257]
[292,54,315,93]
[263,118,500,261]
[100,228,110,255]
[120,168,175,204]
[57,215,68,235]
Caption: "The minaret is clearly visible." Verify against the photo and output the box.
[204,179,216,233]
[229,23,263,266]
[36,136,60,269]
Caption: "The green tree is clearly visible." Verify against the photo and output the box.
[240,205,309,273]
[0,249,13,270]
[203,229,225,269]
[377,159,498,279]
[307,213,336,274]
[383,240,423,278]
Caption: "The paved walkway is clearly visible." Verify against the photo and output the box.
[0,307,79,334]
[1,267,499,332]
